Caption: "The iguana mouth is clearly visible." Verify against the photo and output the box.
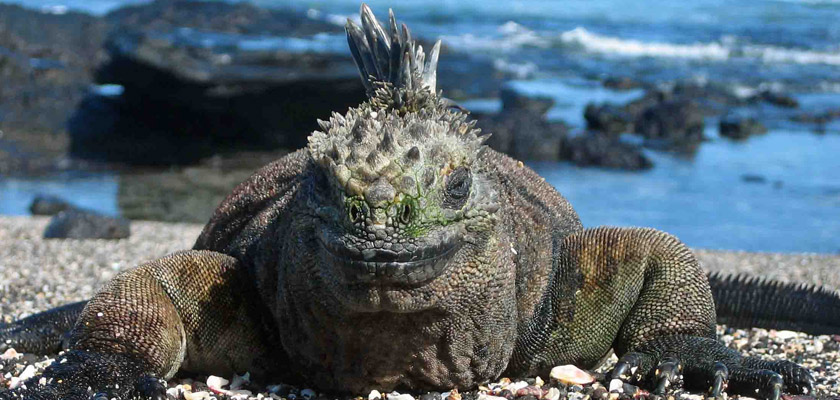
[318,232,461,285]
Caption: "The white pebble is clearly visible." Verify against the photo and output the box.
[184,391,211,400]
[0,348,20,360]
[206,375,230,390]
[369,390,382,400]
[773,330,798,340]
[544,387,561,400]
[507,381,528,392]
[550,365,595,385]
[608,379,623,393]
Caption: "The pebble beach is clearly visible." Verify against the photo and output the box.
[1,216,839,399]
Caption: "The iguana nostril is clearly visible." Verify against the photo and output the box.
[399,203,412,224]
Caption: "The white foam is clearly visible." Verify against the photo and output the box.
[559,27,730,60]
[440,21,548,53]
[558,26,840,66]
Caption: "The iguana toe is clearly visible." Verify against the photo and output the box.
[708,362,729,398]
[651,355,683,394]
[728,368,784,400]
[135,376,168,400]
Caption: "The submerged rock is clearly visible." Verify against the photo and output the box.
[584,104,634,136]
[43,209,130,239]
[477,88,568,161]
[719,115,767,140]
[561,132,652,171]
[634,99,705,151]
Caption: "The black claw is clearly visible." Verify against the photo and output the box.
[612,352,646,382]
[136,376,167,400]
[709,362,728,398]
[653,356,682,395]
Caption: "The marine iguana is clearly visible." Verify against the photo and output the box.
[1,5,839,400]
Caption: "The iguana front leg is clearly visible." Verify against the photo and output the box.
[510,227,814,400]
[0,250,284,400]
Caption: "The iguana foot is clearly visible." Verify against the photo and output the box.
[610,336,814,400]
[0,350,162,400]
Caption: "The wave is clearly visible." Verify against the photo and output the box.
[559,27,730,60]
[441,24,840,67]
[562,27,840,66]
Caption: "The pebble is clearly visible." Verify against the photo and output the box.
[184,391,211,400]
[550,365,595,385]
[231,372,251,390]
[207,375,230,390]
[0,349,20,360]
[369,389,382,400]
[773,330,800,340]
[420,393,441,400]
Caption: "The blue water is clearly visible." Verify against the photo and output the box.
[0,172,120,216]
[1,0,839,253]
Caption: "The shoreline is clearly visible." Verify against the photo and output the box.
[2,215,838,321]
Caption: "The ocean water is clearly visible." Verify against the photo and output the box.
[1,0,839,253]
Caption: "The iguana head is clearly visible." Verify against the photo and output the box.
[306,5,499,309]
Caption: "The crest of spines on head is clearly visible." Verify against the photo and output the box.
[346,4,440,113]
[308,4,489,199]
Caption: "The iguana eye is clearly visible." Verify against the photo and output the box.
[444,167,471,208]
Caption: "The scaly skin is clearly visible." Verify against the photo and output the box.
[0,5,834,400]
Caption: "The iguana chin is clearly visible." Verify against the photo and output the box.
[1,4,838,400]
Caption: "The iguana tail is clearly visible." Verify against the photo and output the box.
[708,272,840,335]
[0,300,87,354]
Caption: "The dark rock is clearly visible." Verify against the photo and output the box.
[43,209,131,239]
[476,88,568,161]
[584,103,633,136]
[741,174,767,184]
[69,4,367,165]
[634,99,705,151]
[759,90,799,108]
[117,155,268,222]
[420,393,442,400]
[719,115,767,140]
[561,132,653,171]
[0,3,108,173]
[28,194,73,215]
[65,0,501,166]
[602,77,642,91]
[791,108,840,125]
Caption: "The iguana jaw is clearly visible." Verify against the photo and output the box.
[320,233,460,286]
[318,231,462,285]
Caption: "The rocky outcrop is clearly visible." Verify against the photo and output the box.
[561,132,652,171]
[634,99,705,150]
[65,0,503,166]
[0,3,107,174]
[583,104,633,136]
[476,88,651,170]
[477,88,569,161]
[719,115,767,140]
